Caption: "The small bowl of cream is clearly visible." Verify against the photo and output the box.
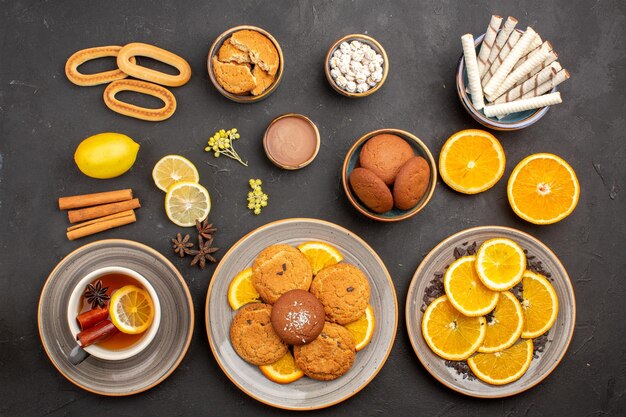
[263,114,320,170]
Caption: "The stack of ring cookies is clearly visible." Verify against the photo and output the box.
[228,243,373,382]
[65,43,191,121]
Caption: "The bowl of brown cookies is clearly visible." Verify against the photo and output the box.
[342,128,438,222]
[208,25,284,103]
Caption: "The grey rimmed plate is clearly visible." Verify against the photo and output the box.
[38,239,194,396]
[406,226,576,398]
[206,218,398,410]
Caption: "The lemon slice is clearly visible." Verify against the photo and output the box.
[520,270,559,338]
[259,351,304,384]
[227,268,261,310]
[109,285,155,334]
[476,238,526,291]
[444,256,499,317]
[421,295,486,361]
[152,155,199,192]
[297,241,344,275]
[468,339,534,385]
[164,181,211,227]
[344,305,375,351]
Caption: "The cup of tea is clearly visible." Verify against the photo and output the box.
[66,266,161,363]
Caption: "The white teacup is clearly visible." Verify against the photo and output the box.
[66,266,161,361]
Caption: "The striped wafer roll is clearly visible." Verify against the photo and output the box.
[484,27,537,98]
[462,34,485,110]
[484,92,562,117]
[494,62,562,104]
[485,17,518,71]
[477,15,503,77]
[513,50,558,88]
[513,35,544,71]
[488,42,553,101]
[520,69,569,99]
[481,30,521,88]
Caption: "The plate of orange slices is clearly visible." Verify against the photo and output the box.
[406,226,575,398]
[206,218,397,410]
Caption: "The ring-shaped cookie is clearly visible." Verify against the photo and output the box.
[65,46,136,86]
[103,79,177,121]
[117,43,192,87]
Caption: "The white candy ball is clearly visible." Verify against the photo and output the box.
[364,49,377,61]
[351,51,364,62]
[371,70,383,82]
[330,68,341,79]
[329,57,340,69]
[333,50,342,59]
[346,81,357,92]
[350,40,362,50]
[335,75,348,88]
[355,71,367,84]
[345,71,356,82]
[338,63,350,75]
[350,61,363,72]
[356,82,369,93]
[366,77,378,87]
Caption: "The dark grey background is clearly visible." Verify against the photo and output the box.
[1,0,625,415]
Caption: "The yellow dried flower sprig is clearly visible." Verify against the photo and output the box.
[204,128,248,166]
[247,179,268,215]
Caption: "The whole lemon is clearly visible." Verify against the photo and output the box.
[74,132,140,179]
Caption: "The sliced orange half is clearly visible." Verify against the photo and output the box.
[439,129,506,194]
[520,270,559,338]
[444,256,499,317]
[507,153,580,225]
[259,351,304,384]
[344,305,375,351]
[475,238,526,291]
[421,295,486,360]
[479,291,524,353]
[468,339,534,385]
[297,241,343,275]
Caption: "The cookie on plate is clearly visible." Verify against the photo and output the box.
[271,289,325,345]
[349,167,394,213]
[310,263,370,324]
[393,156,431,210]
[294,322,356,380]
[230,303,288,366]
[359,134,415,185]
[252,244,313,304]
[230,29,279,76]
[217,39,251,64]
[212,56,256,94]
[251,65,275,96]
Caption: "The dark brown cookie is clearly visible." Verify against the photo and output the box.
[310,263,370,324]
[393,156,431,210]
[229,303,288,365]
[252,244,313,304]
[271,289,326,345]
[359,134,415,185]
[349,167,394,214]
[293,322,356,380]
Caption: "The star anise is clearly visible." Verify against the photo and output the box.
[189,235,219,269]
[84,280,110,309]
[172,233,194,257]
[196,218,217,240]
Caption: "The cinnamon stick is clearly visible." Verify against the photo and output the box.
[68,198,140,224]
[67,210,136,240]
[59,189,133,210]
[67,210,135,232]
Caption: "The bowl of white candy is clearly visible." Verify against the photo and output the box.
[325,34,389,98]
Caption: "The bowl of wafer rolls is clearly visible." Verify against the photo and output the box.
[208,25,284,103]
[456,15,570,131]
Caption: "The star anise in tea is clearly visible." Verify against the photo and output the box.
[84,280,110,309]
[196,218,217,240]
[189,235,219,269]
[172,233,194,257]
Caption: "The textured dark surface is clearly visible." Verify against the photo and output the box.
[1,0,625,416]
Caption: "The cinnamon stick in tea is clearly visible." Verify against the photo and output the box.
[68,198,140,224]
[67,210,136,240]
[59,189,133,210]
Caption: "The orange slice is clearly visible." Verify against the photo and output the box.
[468,339,534,385]
[478,291,524,353]
[344,305,375,351]
[475,238,526,291]
[421,295,486,360]
[259,351,304,384]
[439,129,506,194]
[297,241,343,275]
[227,268,260,310]
[109,285,155,334]
[444,256,499,317]
[507,153,580,225]
[520,270,559,338]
